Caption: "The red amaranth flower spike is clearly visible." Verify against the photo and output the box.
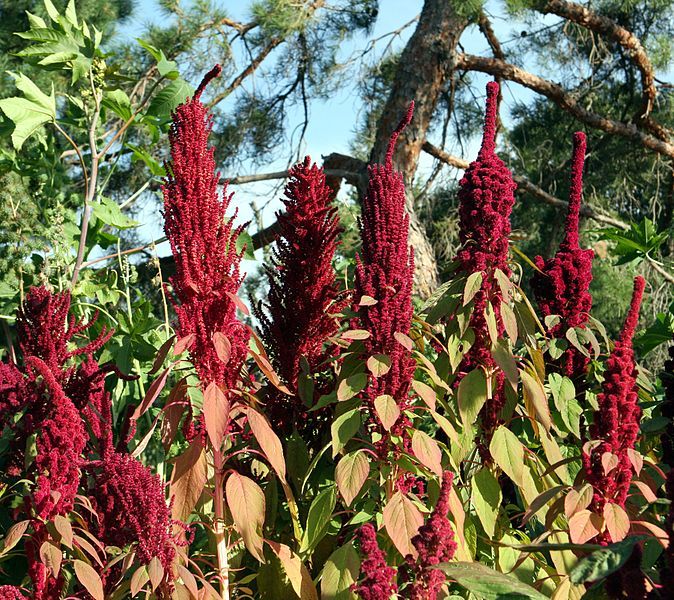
[531,132,594,380]
[163,65,249,390]
[0,586,27,599]
[92,452,177,584]
[355,102,416,442]
[353,523,398,600]
[400,472,457,599]
[455,81,517,446]
[255,157,345,433]
[25,356,86,521]
[582,276,646,541]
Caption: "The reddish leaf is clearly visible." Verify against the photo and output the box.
[150,335,176,374]
[174,333,195,356]
[130,566,149,596]
[412,380,436,411]
[161,378,188,451]
[1,520,29,556]
[245,407,287,483]
[148,556,164,591]
[213,331,231,365]
[74,560,104,600]
[203,382,229,450]
[568,509,603,544]
[226,291,250,315]
[367,354,391,377]
[341,329,371,341]
[603,502,629,542]
[383,492,424,558]
[53,515,73,549]
[411,430,443,476]
[394,332,413,351]
[564,484,593,519]
[373,395,400,432]
[39,540,61,577]
[132,367,171,422]
[358,295,378,306]
[226,471,265,562]
[170,440,207,521]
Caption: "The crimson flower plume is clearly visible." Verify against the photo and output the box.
[163,64,249,389]
[531,132,594,380]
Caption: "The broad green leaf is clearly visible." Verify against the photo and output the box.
[337,373,367,401]
[489,426,525,487]
[471,468,501,537]
[93,196,139,229]
[437,562,548,600]
[458,368,487,428]
[301,486,337,553]
[0,74,56,149]
[335,451,370,506]
[146,78,193,118]
[463,271,483,306]
[569,537,645,584]
[383,492,424,558]
[267,541,319,600]
[331,409,361,457]
[321,541,359,600]
[548,373,581,438]
[226,471,266,562]
[102,89,132,121]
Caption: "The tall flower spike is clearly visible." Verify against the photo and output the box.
[355,102,416,440]
[255,157,345,433]
[582,276,646,539]
[531,132,594,380]
[163,65,249,389]
[353,523,399,600]
[456,81,517,443]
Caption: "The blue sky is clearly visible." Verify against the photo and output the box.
[116,1,545,259]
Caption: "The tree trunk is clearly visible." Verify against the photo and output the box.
[370,0,468,298]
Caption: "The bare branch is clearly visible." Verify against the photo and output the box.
[534,0,663,131]
[455,53,674,159]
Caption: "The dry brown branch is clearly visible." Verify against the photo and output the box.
[455,53,674,159]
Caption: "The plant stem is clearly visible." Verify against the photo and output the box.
[71,72,102,287]
[213,450,230,599]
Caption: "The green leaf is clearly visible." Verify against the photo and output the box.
[321,542,359,600]
[102,89,132,121]
[331,409,361,457]
[437,562,548,600]
[0,74,56,149]
[92,196,139,229]
[548,373,581,437]
[300,486,337,553]
[471,468,501,538]
[463,271,483,306]
[335,451,370,506]
[569,537,645,584]
[489,426,525,487]
[458,368,487,428]
[146,79,193,118]
[337,373,367,402]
